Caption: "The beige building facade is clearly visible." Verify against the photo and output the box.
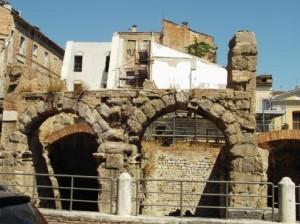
[0,2,65,144]
[161,19,216,62]
[0,3,64,95]
[272,88,300,130]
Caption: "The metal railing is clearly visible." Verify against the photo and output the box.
[0,172,114,213]
[144,118,225,143]
[134,179,276,221]
[0,172,278,220]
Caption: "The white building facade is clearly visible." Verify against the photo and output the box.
[61,41,111,91]
[61,38,227,91]
[150,42,227,89]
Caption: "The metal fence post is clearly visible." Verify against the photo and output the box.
[110,179,113,214]
[69,176,74,211]
[225,182,229,219]
[172,112,176,143]
[272,183,275,222]
[32,173,36,200]
[136,179,139,216]
[180,181,183,217]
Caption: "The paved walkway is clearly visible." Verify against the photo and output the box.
[41,209,276,224]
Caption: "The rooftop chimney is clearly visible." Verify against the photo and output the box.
[131,25,137,32]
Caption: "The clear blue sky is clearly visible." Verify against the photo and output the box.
[12,0,300,90]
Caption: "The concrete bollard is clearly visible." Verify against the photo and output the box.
[117,172,133,216]
[279,177,296,223]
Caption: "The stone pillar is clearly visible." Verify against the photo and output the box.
[117,172,133,216]
[279,177,296,223]
[227,31,257,115]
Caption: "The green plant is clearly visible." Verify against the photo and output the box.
[185,38,214,58]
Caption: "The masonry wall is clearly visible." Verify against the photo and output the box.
[161,20,216,62]
[141,141,224,216]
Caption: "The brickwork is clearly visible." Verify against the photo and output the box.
[142,142,222,216]
[0,6,11,36]
[257,130,300,147]
[45,124,95,145]
[162,19,216,62]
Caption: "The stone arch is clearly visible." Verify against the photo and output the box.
[7,95,110,210]
[125,91,243,148]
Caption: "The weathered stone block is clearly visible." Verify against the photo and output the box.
[198,99,213,112]
[175,91,189,109]
[229,143,258,158]
[98,103,111,119]
[141,102,155,119]
[103,129,124,142]
[106,154,124,169]
[150,99,165,112]
[162,94,175,108]
[230,55,257,72]
[238,115,256,130]
[135,109,147,125]
[221,111,236,124]
[76,102,90,118]
[127,119,142,134]
[209,103,225,118]
[230,70,254,83]
[133,97,148,106]
[229,31,257,48]
[232,43,258,56]
[9,131,27,144]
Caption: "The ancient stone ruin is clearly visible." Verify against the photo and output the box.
[0,31,269,217]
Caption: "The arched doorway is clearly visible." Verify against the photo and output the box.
[132,108,227,217]
[24,111,101,211]
[48,132,99,211]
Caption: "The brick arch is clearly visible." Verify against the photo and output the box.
[257,130,300,149]
[44,124,95,145]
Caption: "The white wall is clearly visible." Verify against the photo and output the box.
[151,42,227,90]
[107,33,124,89]
[61,41,111,91]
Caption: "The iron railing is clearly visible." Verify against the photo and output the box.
[0,172,114,213]
[144,118,225,143]
[134,179,276,221]
[0,172,278,221]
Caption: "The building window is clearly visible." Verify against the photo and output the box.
[44,51,49,67]
[19,36,26,55]
[293,112,300,129]
[104,55,110,73]
[32,44,38,57]
[74,55,83,72]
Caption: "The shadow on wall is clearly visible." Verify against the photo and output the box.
[194,147,227,218]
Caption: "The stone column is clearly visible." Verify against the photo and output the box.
[279,177,296,223]
[227,31,257,115]
[117,172,133,216]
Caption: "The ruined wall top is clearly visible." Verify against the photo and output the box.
[227,31,257,115]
